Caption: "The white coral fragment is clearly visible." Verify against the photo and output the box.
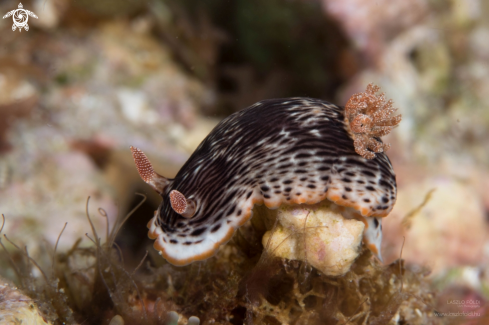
[261,201,365,276]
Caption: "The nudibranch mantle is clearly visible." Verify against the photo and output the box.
[132,95,398,266]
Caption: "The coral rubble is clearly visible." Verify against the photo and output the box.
[260,201,365,276]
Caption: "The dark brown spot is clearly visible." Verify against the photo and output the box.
[278,163,293,169]
[363,171,375,177]
[226,206,236,216]
[191,228,206,236]
[380,179,393,189]
[211,224,221,233]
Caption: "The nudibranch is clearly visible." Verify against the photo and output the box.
[131,84,401,266]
